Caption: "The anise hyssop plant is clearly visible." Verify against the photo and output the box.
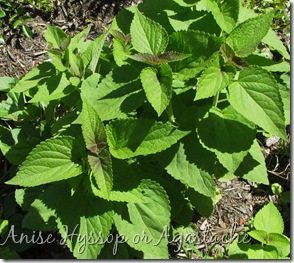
[0,0,290,259]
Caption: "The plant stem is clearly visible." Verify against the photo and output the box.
[213,92,220,107]
[166,102,175,123]
[217,98,228,104]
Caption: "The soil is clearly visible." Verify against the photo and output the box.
[0,0,143,78]
[0,0,290,259]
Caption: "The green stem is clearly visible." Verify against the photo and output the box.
[213,92,220,107]
[217,98,228,104]
[256,129,265,133]
[166,102,175,123]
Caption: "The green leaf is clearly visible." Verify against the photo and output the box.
[159,51,191,63]
[271,182,283,195]
[186,188,214,217]
[11,62,56,93]
[110,29,131,43]
[207,0,239,33]
[22,198,57,231]
[0,123,40,164]
[197,106,256,173]
[130,9,168,56]
[195,66,230,101]
[113,179,171,259]
[0,9,6,18]
[279,83,290,126]
[91,185,146,203]
[13,19,21,29]
[247,244,279,259]
[0,77,18,92]
[15,188,44,211]
[129,53,160,66]
[167,6,221,33]
[197,106,256,153]
[140,64,172,116]
[0,219,8,235]
[6,136,84,187]
[113,39,130,66]
[253,202,284,234]
[69,52,84,77]
[0,247,21,259]
[44,25,68,49]
[0,91,24,121]
[80,73,101,104]
[50,184,114,259]
[22,24,32,38]
[248,229,268,244]
[29,73,73,103]
[0,34,5,44]
[228,68,286,140]
[51,111,80,135]
[214,161,235,182]
[245,54,290,72]
[5,137,41,165]
[90,159,146,203]
[130,52,191,66]
[57,193,113,259]
[82,31,108,72]
[68,25,91,52]
[81,96,113,196]
[249,230,290,249]
[236,139,269,185]
[48,52,67,72]
[106,118,189,159]
[142,167,191,224]
[81,96,106,151]
[158,138,215,197]
[262,29,290,60]
[234,7,290,62]
[227,239,249,259]
[88,151,113,198]
[167,30,222,80]
[280,191,290,204]
[267,233,290,248]
[85,66,145,121]
[226,11,274,57]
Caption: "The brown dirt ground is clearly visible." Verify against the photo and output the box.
[0,0,290,259]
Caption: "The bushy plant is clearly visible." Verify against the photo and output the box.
[0,0,290,259]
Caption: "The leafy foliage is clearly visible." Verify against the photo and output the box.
[227,202,290,259]
[0,0,49,41]
[0,0,289,259]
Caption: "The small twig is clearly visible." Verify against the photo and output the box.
[6,48,17,62]
[33,50,47,57]
[60,3,68,18]
[267,169,290,181]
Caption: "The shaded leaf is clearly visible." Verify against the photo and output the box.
[157,138,215,197]
[113,179,171,259]
[6,136,84,187]
[106,118,189,159]
[228,68,286,139]
[236,139,269,185]
[140,64,172,116]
